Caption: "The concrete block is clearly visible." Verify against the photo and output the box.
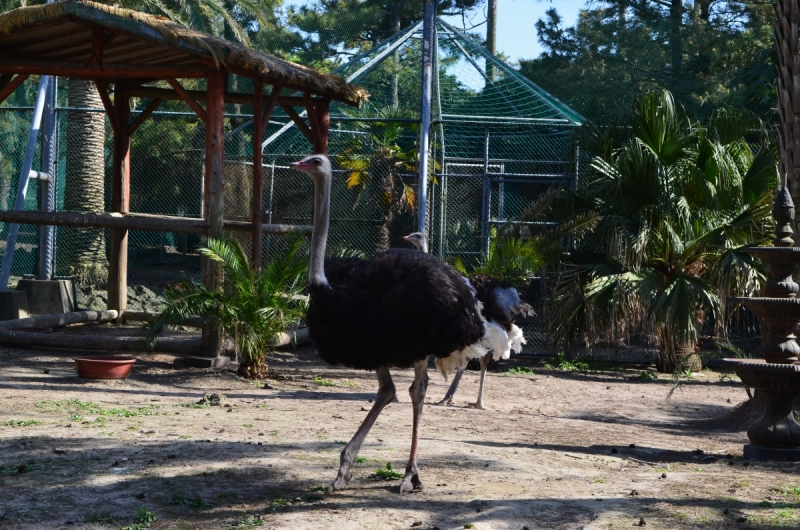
[0,290,29,320]
[175,356,231,369]
[16,279,75,315]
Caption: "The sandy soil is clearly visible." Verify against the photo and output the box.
[1,344,798,530]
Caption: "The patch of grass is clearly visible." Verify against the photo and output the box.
[592,476,604,483]
[774,485,800,499]
[117,507,158,530]
[229,513,262,529]
[637,369,658,382]
[178,435,190,439]
[733,480,750,488]
[100,406,161,418]
[243,423,254,428]
[4,419,42,427]
[175,401,211,409]
[98,431,117,437]
[313,376,336,387]
[69,414,85,422]
[464,524,476,529]
[505,366,535,377]
[310,485,327,492]
[269,497,289,510]
[332,440,347,445]
[36,399,101,413]
[544,352,590,373]
[84,513,114,525]
[356,456,369,464]
[268,430,279,436]
[0,462,46,474]
[373,462,404,480]
[164,494,211,509]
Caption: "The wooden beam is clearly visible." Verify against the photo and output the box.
[91,27,104,66]
[128,98,163,135]
[93,81,121,137]
[203,70,226,357]
[281,105,315,145]
[166,77,206,122]
[0,55,208,78]
[0,329,204,355]
[253,81,264,270]
[0,74,29,106]
[108,85,131,317]
[0,73,14,93]
[261,84,284,138]
[304,92,322,152]
[125,85,305,107]
[0,210,311,235]
[316,97,331,155]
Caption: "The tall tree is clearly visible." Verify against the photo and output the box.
[521,1,775,123]
[774,0,800,200]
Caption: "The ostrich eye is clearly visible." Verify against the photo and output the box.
[313,158,321,165]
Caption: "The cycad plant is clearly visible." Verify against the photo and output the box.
[551,89,777,372]
[145,237,308,379]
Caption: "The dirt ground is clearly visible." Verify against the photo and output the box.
[1,344,799,530]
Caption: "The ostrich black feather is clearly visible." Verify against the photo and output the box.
[308,249,485,370]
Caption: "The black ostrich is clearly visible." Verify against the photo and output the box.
[403,232,532,409]
[290,155,508,493]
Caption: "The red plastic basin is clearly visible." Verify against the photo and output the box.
[73,356,136,379]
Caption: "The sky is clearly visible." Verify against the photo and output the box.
[282,0,585,64]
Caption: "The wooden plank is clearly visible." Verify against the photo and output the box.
[304,92,322,152]
[0,330,203,355]
[253,81,264,269]
[125,85,305,107]
[281,105,315,144]
[91,27,104,65]
[224,221,313,235]
[128,98,163,135]
[166,77,206,122]
[0,74,28,106]
[9,28,92,55]
[0,21,79,47]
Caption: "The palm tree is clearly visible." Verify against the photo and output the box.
[145,236,308,378]
[338,104,420,252]
[551,89,778,372]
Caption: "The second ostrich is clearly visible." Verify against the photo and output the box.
[403,232,531,409]
[291,155,507,493]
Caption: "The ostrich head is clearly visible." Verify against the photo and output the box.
[403,232,428,253]
[290,154,332,183]
[290,154,332,287]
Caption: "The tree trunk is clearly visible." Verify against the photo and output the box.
[657,343,701,373]
[376,158,395,253]
[775,0,800,203]
[486,0,497,81]
[391,0,401,106]
[669,0,683,77]
[61,79,108,286]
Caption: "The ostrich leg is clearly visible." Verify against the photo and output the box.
[329,366,396,493]
[469,355,491,410]
[436,367,464,405]
[399,358,430,493]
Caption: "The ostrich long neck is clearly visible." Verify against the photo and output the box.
[309,172,331,286]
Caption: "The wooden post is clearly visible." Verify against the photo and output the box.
[252,82,264,269]
[316,97,331,155]
[108,82,130,318]
[303,92,322,153]
[203,70,226,357]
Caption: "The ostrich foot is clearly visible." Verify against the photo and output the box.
[398,466,423,493]
[436,397,453,406]
[468,401,486,410]
[327,469,353,493]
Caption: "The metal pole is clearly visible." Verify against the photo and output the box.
[38,76,57,280]
[480,125,491,258]
[0,75,49,289]
[417,0,436,242]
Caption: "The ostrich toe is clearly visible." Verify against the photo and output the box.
[398,467,424,493]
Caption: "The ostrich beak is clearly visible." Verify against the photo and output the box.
[290,160,314,171]
[402,235,411,241]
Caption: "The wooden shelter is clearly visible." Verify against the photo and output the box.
[0,0,366,359]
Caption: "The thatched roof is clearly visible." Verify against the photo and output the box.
[0,0,367,106]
